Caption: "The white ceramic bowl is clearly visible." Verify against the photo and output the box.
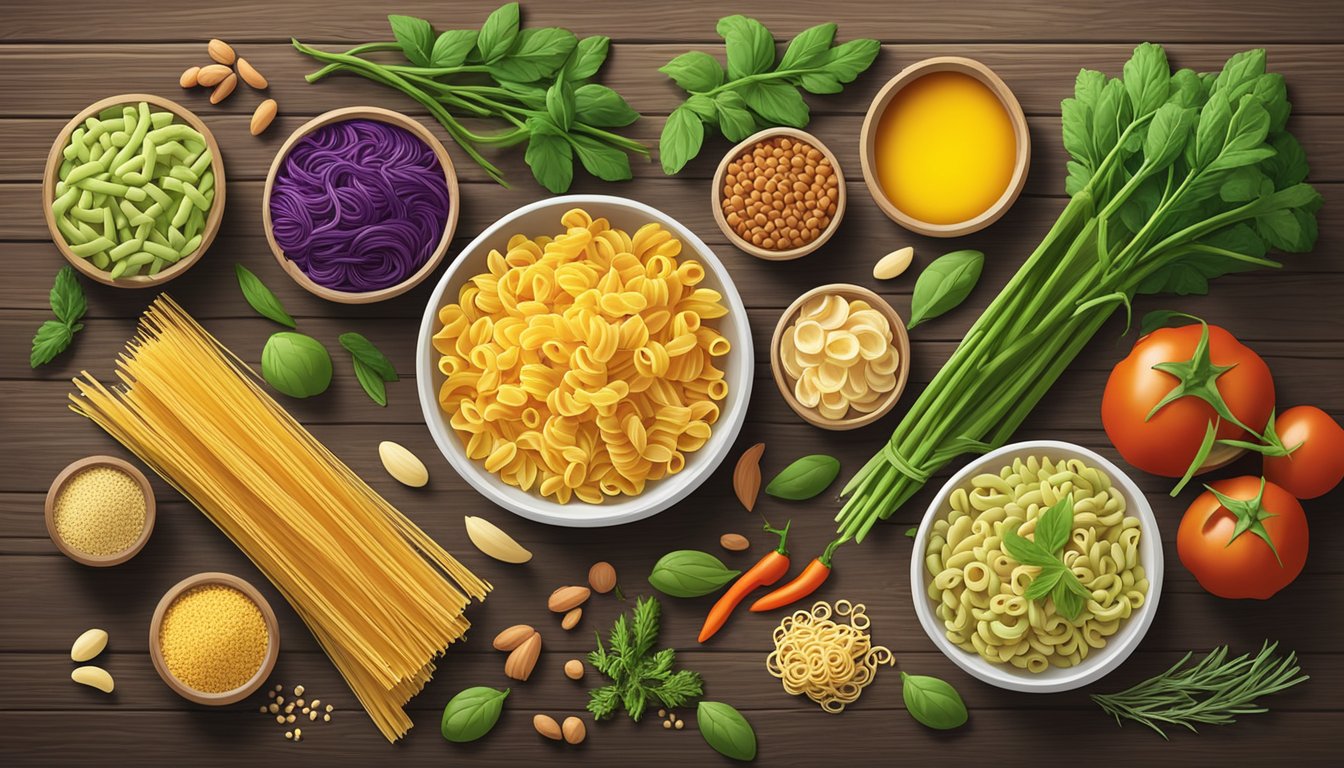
[910,440,1164,692]
[417,195,753,527]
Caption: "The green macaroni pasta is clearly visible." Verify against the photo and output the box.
[51,101,214,279]
[924,456,1149,672]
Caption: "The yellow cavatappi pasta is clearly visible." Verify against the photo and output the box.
[780,293,898,419]
[765,600,894,713]
[432,208,732,504]
[924,456,1149,672]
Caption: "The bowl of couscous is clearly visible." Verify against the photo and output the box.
[149,572,280,705]
[45,455,156,566]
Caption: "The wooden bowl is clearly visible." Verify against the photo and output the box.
[770,284,911,431]
[42,94,226,288]
[859,57,1030,238]
[149,572,280,706]
[711,127,846,261]
[45,455,156,567]
[263,106,460,304]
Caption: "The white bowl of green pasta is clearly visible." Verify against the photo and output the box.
[911,440,1163,693]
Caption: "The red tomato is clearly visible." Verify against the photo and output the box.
[1263,405,1344,499]
[1102,324,1274,477]
[1177,476,1307,600]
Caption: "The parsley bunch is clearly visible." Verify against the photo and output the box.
[588,596,703,721]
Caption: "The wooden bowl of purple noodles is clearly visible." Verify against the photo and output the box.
[262,106,460,304]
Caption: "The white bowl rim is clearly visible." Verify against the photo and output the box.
[416,194,754,527]
[909,439,1164,693]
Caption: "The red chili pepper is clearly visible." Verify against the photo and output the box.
[698,521,791,643]
[749,537,843,612]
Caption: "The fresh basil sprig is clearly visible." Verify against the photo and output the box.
[235,264,296,328]
[901,672,969,730]
[1002,495,1093,620]
[658,17,879,174]
[908,250,984,329]
[339,332,398,407]
[697,701,757,761]
[295,4,646,193]
[31,266,87,368]
[765,454,840,500]
[441,686,509,743]
[649,550,741,598]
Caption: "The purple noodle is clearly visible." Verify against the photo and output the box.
[269,119,450,292]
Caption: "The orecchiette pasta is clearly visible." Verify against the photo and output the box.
[780,293,898,419]
[924,456,1149,672]
[432,209,731,504]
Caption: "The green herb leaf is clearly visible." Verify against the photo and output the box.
[589,597,702,722]
[659,51,726,93]
[908,250,985,328]
[1001,529,1058,568]
[235,264,297,328]
[50,265,86,327]
[652,669,703,709]
[820,38,880,82]
[901,672,968,730]
[1122,42,1171,118]
[30,320,74,368]
[1024,568,1064,601]
[545,81,576,131]
[524,119,574,193]
[738,80,809,127]
[475,1,520,64]
[563,35,609,81]
[587,685,620,720]
[489,27,577,83]
[389,14,434,67]
[1034,495,1075,554]
[351,359,388,407]
[431,29,478,68]
[714,91,756,141]
[797,72,843,95]
[659,105,705,175]
[574,83,639,128]
[765,454,840,500]
[572,134,633,182]
[649,550,742,598]
[261,332,332,398]
[1051,577,1086,620]
[716,15,773,79]
[697,701,757,761]
[338,332,397,381]
[684,93,718,121]
[441,686,508,743]
[778,22,836,70]
[904,527,918,538]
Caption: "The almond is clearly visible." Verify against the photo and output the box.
[733,442,766,512]
[210,73,237,104]
[563,659,584,680]
[873,246,915,280]
[196,64,232,87]
[547,585,590,613]
[178,66,200,88]
[464,515,532,563]
[561,607,582,631]
[250,98,278,136]
[533,714,562,740]
[492,624,535,652]
[720,533,750,551]
[562,716,586,745]
[587,561,616,594]
[71,665,114,693]
[207,38,236,66]
[236,57,269,90]
[70,628,109,662]
[379,441,428,487]
[504,632,541,681]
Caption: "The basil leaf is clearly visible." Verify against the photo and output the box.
[738,80,809,128]
[261,332,332,398]
[1034,495,1074,554]
[388,14,434,67]
[684,93,718,121]
[649,550,741,598]
[765,454,840,500]
[659,51,725,93]
[475,1,520,64]
[716,15,773,79]
[1122,42,1171,118]
[1001,529,1057,569]
[901,672,968,730]
[797,72,843,95]
[778,22,835,71]
[1051,577,1086,620]
[546,81,576,131]
[715,91,756,142]
[524,119,574,194]
[908,249,985,329]
[338,332,398,381]
[30,319,74,368]
[50,265,86,327]
[236,264,296,328]
[441,686,509,743]
[563,35,609,81]
[489,27,577,83]
[575,84,638,127]
[572,135,632,182]
[659,105,705,175]
[820,38,880,82]
[351,359,387,407]
[1024,567,1064,601]
[430,29,478,68]
[697,701,756,761]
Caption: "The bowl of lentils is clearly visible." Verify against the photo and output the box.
[711,127,845,261]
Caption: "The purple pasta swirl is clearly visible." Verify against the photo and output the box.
[269,119,450,293]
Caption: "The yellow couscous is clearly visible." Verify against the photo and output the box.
[53,467,146,556]
[158,584,268,693]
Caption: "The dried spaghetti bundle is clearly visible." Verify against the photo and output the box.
[70,296,488,741]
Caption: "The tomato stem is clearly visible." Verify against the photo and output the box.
[1207,476,1283,566]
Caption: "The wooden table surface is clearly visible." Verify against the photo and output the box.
[3,1,1342,765]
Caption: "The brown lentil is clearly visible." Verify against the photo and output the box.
[721,136,839,252]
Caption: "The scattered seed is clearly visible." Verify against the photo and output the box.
[663,720,672,729]
[675,719,684,730]
[268,690,276,699]
[285,731,293,740]
[287,714,296,724]
[310,710,318,721]
[259,705,267,713]
[324,714,331,722]
[276,715,285,724]
[658,709,667,718]
[294,685,305,696]
[325,705,334,713]
[564,659,584,680]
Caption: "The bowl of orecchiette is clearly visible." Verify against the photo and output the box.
[911,440,1163,692]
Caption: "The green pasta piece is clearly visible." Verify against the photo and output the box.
[196,171,214,196]
[146,226,169,246]
[101,208,115,240]
[97,106,122,120]
[177,234,202,257]
[90,252,111,270]
[76,178,131,198]
[146,124,199,145]
[71,129,91,162]
[189,149,212,177]
[66,160,106,185]
[160,176,184,193]
[110,131,129,148]
[147,257,166,276]
[129,202,163,227]
[74,220,100,242]
[141,182,171,208]
[69,205,104,224]
[149,110,174,129]
[141,141,157,180]
[169,195,194,229]
[166,225,186,251]
[77,189,94,209]
[56,214,85,244]
[183,208,203,241]
[51,188,80,217]
[108,238,143,260]
[113,154,145,178]
[140,240,178,260]
[98,132,113,151]
[168,164,198,184]
[117,197,143,221]
[157,140,189,161]
[120,172,148,186]
[182,183,209,211]
[58,159,74,181]
[70,236,115,258]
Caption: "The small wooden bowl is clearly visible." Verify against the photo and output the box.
[859,57,1030,238]
[149,572,280,706]
[263,106,460,304]
[711,127,846,261]
[43,94,226,288]
[45,455,156,567]
[771,284,911,431]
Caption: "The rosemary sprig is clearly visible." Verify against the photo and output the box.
[1091,642,1308,738]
